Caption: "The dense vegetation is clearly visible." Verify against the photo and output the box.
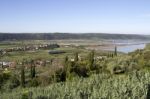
[0,33,149,41]
[1,70,150,99]
[0,42,150,99]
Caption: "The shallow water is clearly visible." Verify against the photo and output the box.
[117,44,146,53]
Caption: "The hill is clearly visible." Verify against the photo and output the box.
[0,33,149,41]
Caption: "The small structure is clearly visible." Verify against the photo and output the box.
[70,59,75,62]
[0,61,16,68]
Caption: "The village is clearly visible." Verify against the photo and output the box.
[0,43,60,69]
[0,42,108,71]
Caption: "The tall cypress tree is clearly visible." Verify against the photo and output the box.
[32,64,35,78]
[114,46,117,56]
[21,60,25,87]
[30,60,33,78]
[88,50,94,69]
[64,56,68,63]
[30,59,35,79]
[74,52,78,62]
[64,56,68,69]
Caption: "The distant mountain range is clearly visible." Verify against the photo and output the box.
[0,33,149,41]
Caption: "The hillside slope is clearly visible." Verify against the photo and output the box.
[0,33,149,41]
[0,70,149,99]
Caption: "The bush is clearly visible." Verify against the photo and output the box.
[27,78,39,87]
[37,75,51,86]
[0,73,3,83]
[55,68,66,82]
[2,69,11,80]
[8,75,20,89]
[21,90,32,99]
[73,65,89,77]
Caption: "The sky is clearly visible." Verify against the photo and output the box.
[0,0,150,34]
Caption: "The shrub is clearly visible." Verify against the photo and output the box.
[0,73,3,83]
[76,66,89,77]
[21,90,32,99]
[55,68,66,82]
[21,66,25,87]
[2,69,11,80]
[37,75,51,86]
[8,75,20,89]
[147,84,150,99]
[27,78,39,87]
[73,63,89,77]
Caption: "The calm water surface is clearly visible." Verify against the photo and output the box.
[117,44,146,53]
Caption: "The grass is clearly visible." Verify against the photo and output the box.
[0,46,86,61]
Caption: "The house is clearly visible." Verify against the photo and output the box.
[71,59,75,62]
[0,61,16,68]
[96,56,107,61]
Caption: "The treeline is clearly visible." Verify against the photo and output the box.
[0,33,149,41]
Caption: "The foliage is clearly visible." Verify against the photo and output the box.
[1,41,150,99]
[114,46,117,56]
[8,74,20,89]
[2,69,11,80]
[55,68,66,82]
[21,90,32,99]
[63,56,68,69]
[1,70,150,99]
[87,50,94,70]
[30,59,36,79]
[74,52,78,62]
[27,78,39,87]
[37,75,52,86]
[21,63,25,87]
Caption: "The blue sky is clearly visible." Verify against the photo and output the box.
[0,0,150,34]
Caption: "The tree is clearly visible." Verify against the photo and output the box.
[0,53,3,68]
[88,50,94,70]
[9,75,20,89]
[74,52,78,62]
[63,56,68,69]
[66,61,74,81]
[30,59,35,79]
[114,46,117,56]
[21,60,25,87]
[32,64,36,79]
[64,56,68,63]
[30,60,33,78]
